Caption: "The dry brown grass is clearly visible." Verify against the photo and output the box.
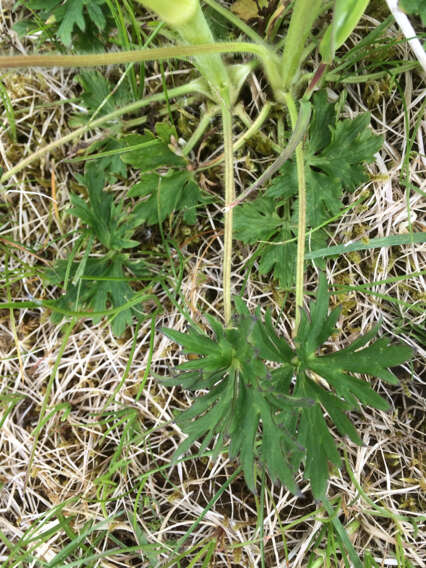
[0,2,425,567]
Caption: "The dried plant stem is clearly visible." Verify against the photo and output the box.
[284,93,307,335]
[221,99,235,326]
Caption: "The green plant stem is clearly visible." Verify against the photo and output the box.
[122,96,198,129]
[182,104,219,156]
[0,82,197,185]
[221,99,235,327]
[139,0,231,99]
[230,100,311,208]
[234,102,281,153]
[284,93,307,335]
[0,41,283,101]
[281,0,322,91]
[0,42,272,69]
[197,102,276,172]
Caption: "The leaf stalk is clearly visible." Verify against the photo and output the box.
[281,0,322,91]
[221,100,235,327]
[284,93,307,335]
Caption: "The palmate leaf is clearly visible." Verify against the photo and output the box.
[46,161,152,335]
[72,71,133,123]
[234,195,328,288]
[291,274,413,497]
[234,89,383,287]
[57,0,86,46]
[161,307,306,494]
[46,255,150,336]
[162,274,412,498]
[130,170,207,226]
[258,229,328,289]
[57,0,108,46]
[69,71,134,180]
[20,0,109,47]
[122,130,207,226]
[233,197,281,241]
[257,228,296,289]
[71,163,143,250]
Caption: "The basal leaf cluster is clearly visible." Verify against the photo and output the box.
[234,90,383,288]
[162,275,412,498]
[46,128,207,333]
[46,162,151,335]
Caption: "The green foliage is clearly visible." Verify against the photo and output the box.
[2,1,421,564]
[319,0,370,63]
[71,71,134,124]
[120,132,185,172]
[47,256,148,336]
[46,145,206,332]
[69,164,141,250]
[124,127,208,225]
[234,90,383,287]
[162,274,412,498]
[399,0,426,26]
[129,170,206,225]
[161,304,306,495]
[46,162,151,335]
[16,0,110,48]
[68,71,135,181]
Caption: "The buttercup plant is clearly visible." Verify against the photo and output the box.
[0,0,416,506]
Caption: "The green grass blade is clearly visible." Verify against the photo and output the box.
[0,77,17,142]
[305,231,426,260]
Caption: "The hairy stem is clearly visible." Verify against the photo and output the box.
[221,99,235,327]
[0,42,271,69]
[284,93,307,335]
[136,0,230,99]
[0,41,282,102]
[0,82,197,185]
[230,101,311,208]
